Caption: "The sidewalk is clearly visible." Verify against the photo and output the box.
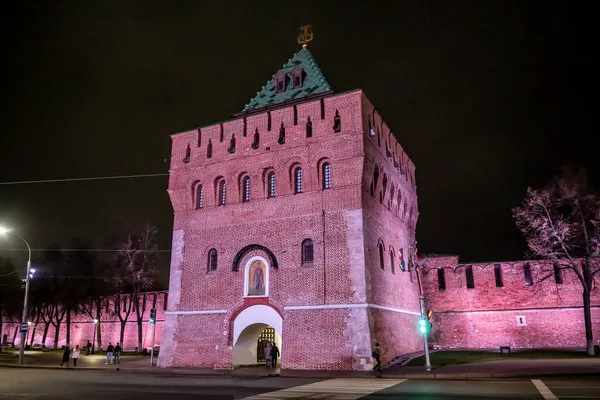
[2,350,600,379]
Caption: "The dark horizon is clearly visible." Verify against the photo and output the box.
[1,1,595,286]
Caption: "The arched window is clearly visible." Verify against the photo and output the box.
[389,184,395,210]
[378,242,385,270]
[333,110,341,132]
[322,162,331,190]
[278,122,285,144]
[294,167,303,194]
[252,128,260,149]
[184,143,191,163]
[207,139,213,158]
[242,176,250,202]
[397,191,402,216]
[207,249,218,273]
[302,239,314,265]
[390,249,395,275]
[218,180,226,206]
[382,174,388,202]
[196,184,204,209]
[267,172,276,198]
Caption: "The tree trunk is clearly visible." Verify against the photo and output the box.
[137,319,143,353]
[29,324,37,346]
[583,290,594,355]
[53,321,61,349]
[95,302,103,351]
[65,310,71,346]
[120,321,126,346]
[41,323,50,346]
[12,324,18,345]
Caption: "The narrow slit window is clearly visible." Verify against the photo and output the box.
[207,140,213,158]
[524,264,533,286]
[322,162,331,190]
[306,117,312,138]
[183,144,191,163]
[294,167,303,194]
[333,110,341,132]
[243,117,247,137]
[267,111,271,131]
[302,239,314,265]
[466,266,475,289]
[554,263,563,284]
[252,128,259,149]
[278,122,285,144]
[378,243,385,270]
[197,129,202,147]
[242,176,250,202]
[268,172,276,198]
[228,134,236,154]
[437,269,446,290]
[494,264,503,287]
[219,123,224,142]
[390,250,395,275]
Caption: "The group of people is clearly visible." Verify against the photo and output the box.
[263,342,280,369]
[59,341,122,367]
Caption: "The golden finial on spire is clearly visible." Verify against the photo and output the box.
[297,25,314,48]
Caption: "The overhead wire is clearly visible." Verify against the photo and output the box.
[0,173,169,186]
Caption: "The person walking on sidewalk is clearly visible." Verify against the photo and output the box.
[372,343,381,372]
[270,343,280,369]
[106,342,114,365]
[86,340,91,355]
[72,345,80,367]
[264,342,272,369]
[113,342,122,364]
[60,345,70,367]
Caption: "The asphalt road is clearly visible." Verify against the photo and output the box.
[1,368,599,399]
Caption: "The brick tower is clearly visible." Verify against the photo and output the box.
[158,42,422,370]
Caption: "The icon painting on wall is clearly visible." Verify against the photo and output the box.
[248,260,266,296]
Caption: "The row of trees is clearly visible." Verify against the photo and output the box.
[0,224,159,352]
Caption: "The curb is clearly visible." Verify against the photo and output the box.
[2,363,599,380]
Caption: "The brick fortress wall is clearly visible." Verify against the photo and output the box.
[360,96,422,366]
[1,291,167,351]
[421,256,600,349]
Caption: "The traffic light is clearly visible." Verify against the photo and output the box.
[418,318,428,334]
[149,308,156,325]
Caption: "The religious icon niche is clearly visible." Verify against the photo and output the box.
[247,259,267,296]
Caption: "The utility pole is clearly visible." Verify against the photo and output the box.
[149,308,156,365]
[414,243,432,372]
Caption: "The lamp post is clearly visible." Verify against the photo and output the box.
[92,319,98,354]
[0,226,32,365]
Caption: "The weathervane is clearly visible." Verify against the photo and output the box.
[297,25,313,48]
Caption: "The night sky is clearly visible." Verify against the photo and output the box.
[1,1,595,287]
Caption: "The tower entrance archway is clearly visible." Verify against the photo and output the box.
[231,304,282,367]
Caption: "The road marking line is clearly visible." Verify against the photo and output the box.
[547,387,600,389]
[242,378,406,399]
[532,380,558,400]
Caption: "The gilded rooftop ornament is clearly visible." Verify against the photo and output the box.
[297,25,314,48]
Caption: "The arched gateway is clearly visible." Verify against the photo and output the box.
[232,305,283,367]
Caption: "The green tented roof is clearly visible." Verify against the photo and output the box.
[243,47,332,111]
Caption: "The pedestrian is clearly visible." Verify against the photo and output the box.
[72,345,80,367]
[372,342,381,372]
[264,342,272,369]
[270,343,280,369]
[113,342,122,364]
[106,342,114,365]
[86,340,91,355]
[60,345,70,367]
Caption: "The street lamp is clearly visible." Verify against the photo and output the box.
[92,319,98,354]
[0,226,32,365]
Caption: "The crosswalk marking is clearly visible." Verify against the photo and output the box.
[242,378,406,400]
[532,380,558,400]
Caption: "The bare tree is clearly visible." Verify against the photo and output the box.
[112,292,134,346]
[513,167,600,355]
[118,225,158,352]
